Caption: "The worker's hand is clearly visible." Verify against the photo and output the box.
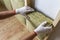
[34,21,52,35]
[15,6,34,15]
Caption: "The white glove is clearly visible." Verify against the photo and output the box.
[16,6,34,15]
[34,21,52,35]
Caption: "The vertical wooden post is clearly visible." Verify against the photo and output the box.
[24,0,28,6]
[24,0,34,7]
[53,11,60,27]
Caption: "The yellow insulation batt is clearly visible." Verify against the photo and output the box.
[1,0,53,40]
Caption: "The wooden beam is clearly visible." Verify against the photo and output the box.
[53,11,60,27]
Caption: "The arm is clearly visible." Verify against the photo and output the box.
[21,21,52,40]
[0,10,15,18]
[21,31,37,40]
[0,6,34,19]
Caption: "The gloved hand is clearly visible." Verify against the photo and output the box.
[15,6,34,15]
[34,21,52,35]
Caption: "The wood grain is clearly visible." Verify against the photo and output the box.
[0,16,27,40]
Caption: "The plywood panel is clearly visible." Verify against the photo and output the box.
[0,16,28,40]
